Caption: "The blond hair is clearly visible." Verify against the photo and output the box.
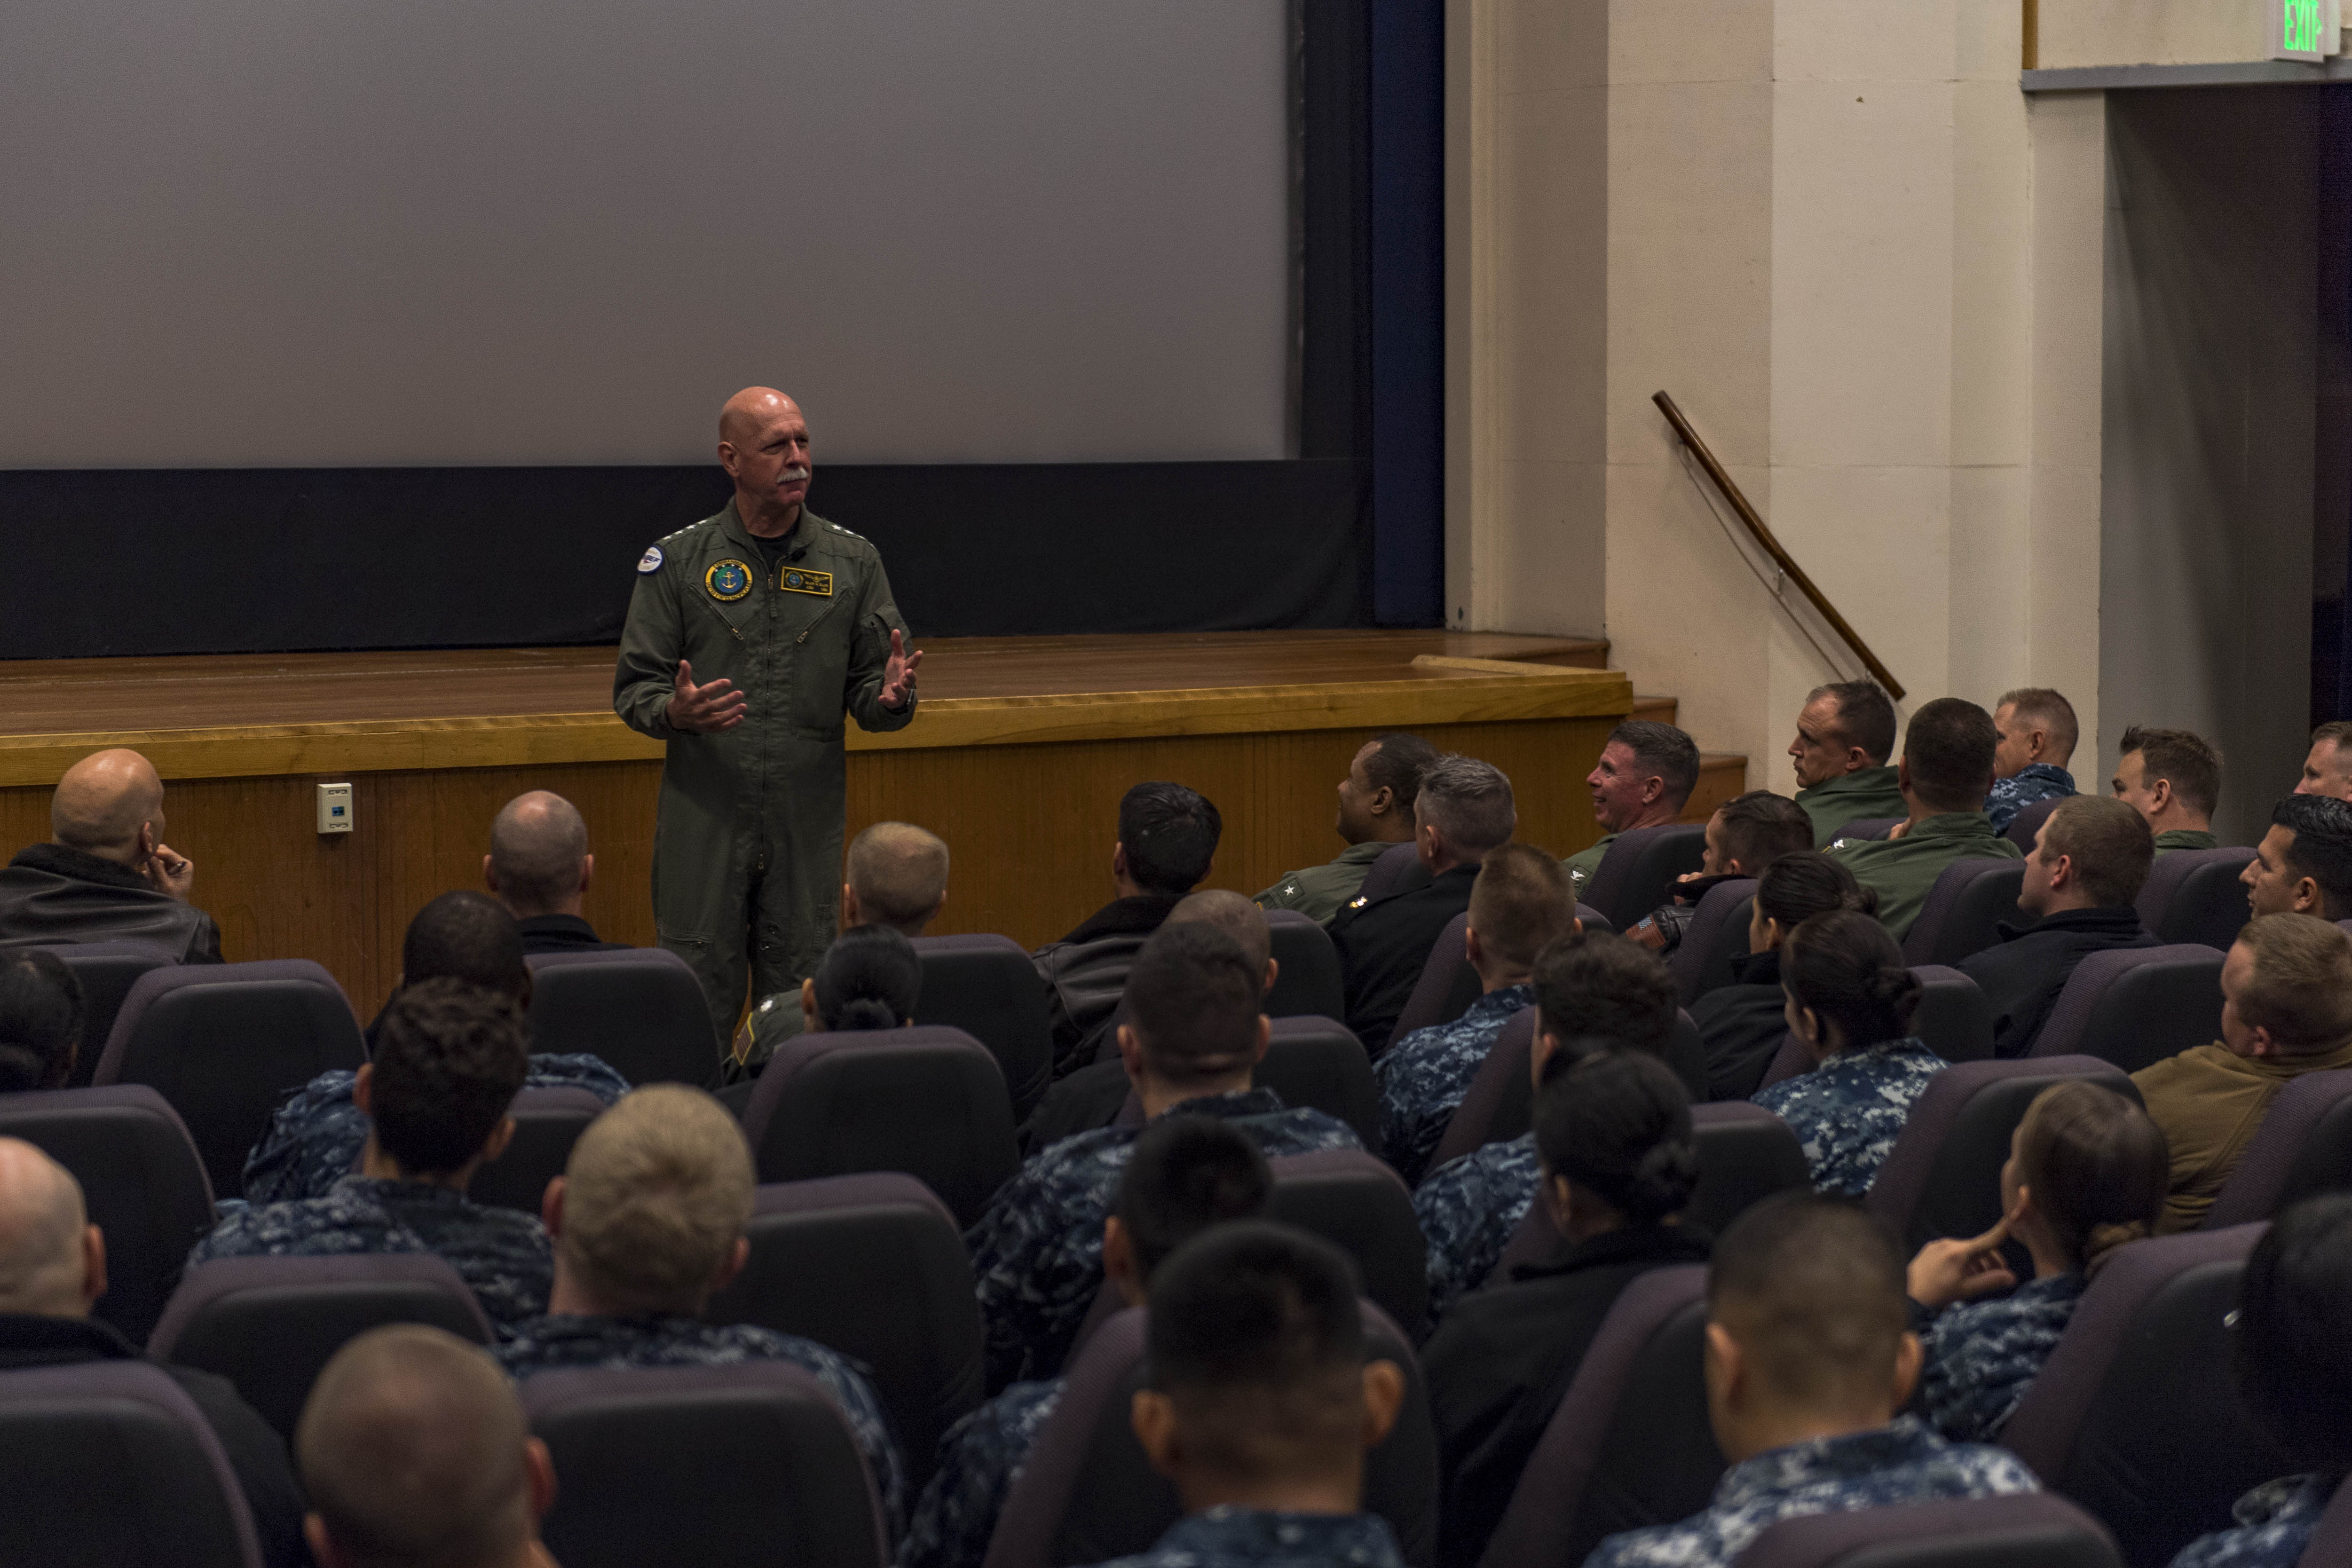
[1468,843,1575,972]
[560,1086,753,1311]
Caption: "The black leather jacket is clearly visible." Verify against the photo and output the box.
[0,845,222,962]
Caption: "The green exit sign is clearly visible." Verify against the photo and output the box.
[2276,0,2343,61]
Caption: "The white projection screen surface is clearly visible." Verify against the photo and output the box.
[0,1,1292,467]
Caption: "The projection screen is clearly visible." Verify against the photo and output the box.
[0,0,1293,467]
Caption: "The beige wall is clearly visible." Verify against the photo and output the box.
[2038,1,2280,71]
[1448,0,2108,795]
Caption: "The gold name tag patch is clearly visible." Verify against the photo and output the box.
[778,567,834,597]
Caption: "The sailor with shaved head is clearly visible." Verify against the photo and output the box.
[299,1324,558,1568]
[614,388,923,1067]
[0,746,222,960]
[0,1137,307,1564]
[484,790,629,954]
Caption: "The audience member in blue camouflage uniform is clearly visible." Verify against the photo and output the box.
[1589,1196,2039,1568]
[1072,1222,1408,1568]
[1752,910,1944,1197]
[1909,1082,2165,1442]
[1985,688,2080,833]
[1376,843,1574,1183]
[1412,931,1681,1320]
[190,978,553,1331]
[970,922,1360,1392]
[495,1083,906,1538]
[902,1117,1275,1568]
[245,889,629,1204]
[2168,1193,2352,1568]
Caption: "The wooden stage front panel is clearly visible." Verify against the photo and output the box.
[0,632,1635,1015]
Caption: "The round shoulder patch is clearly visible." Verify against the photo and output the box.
[636,546,664,574]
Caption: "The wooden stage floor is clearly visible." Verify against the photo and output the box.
[0,631,1639,1009]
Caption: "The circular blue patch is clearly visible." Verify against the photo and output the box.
[704,559,753,601]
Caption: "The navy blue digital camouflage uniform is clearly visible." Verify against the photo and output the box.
[2169,1475,2333,1568]
[1374,985,1534,1186]
[241,1054,630,1205]
[1918,1272,2085,1443]
[188,1175,554,1331]
[967,1087,1360,1391]
[1412,1133,1542,1323]
[1984,764,2076,834]
[1084,1507,1405,1568]
[1752,1039,1945,1197]
[898,1378,1061,1568]
[496,1312,906,1538]
[1586,1416,2040,1568]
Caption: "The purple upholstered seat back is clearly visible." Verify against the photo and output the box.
[910,933,1054,1116]
[1901,858,2027,967]
[1735,1493,2120,1568]
[1669,877,1758,1005]
[2202,1068,2352,1229]
[2136,846,2257,949]
[2028,945,2224,1074]
[1583,824,1709,930]
[1385,911,1478,1050]
[527,947,718,1088]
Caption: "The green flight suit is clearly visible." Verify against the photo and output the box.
[1795,766,1909,849]
[1256,841,1396,924]
[1826,811,2020,941]
[1561,834,1618,903]
[613,501,915,1055]
[2155,828,2220,854]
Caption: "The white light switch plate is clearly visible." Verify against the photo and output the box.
[316,782,354,835]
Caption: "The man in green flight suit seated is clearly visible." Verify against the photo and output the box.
[1827,696,2021,942]
[1561,721,1698,903]
[1789,680,1908,848]
[2111,725,2224,854]
[1256,733,1441,923]
[613,387,923,1064]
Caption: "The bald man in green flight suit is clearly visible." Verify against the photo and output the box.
[614,388,922,1064]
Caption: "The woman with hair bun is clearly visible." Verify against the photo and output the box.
[1752,908,1946,1196]
[1908,1080,2169,1441]
[747,923,923,1056]
[1693,851,1878,1101]
[0,949,84,1094]
[1421,1048,1711,1568]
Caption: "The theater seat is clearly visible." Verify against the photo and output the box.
[2002,796,2066,854]
[2201,1068,2352,1229]
[527,948,718,1089]
[467,1086,602,1214]
[93,960,366,1200]
[2003,1225,2292,1568]
[1902,861,2028,967]
[1735,1494,2122,1568]
[740,1025,1018,1227]
[7,940,178,1089]
[1864,1057,2138,1254]
[2297,1473,2352,1568]
[524,1363,888,1568]
[1488,1102,1808,1285]
[2136,846,2257,951]
[149,1254,492,1441]
[0,1361,263,1568]
[1427,1009,1707,1173]
[0,1085,214,1346]
[1479,1265,1723,1568]
[1582,824,1708,931]
[1384,912,1483,1051]
[1357,843,1432,905]
[1265,911,1347,1021]
[1754,969,1996,1095]
[1669,878,1757,1005]
[2028,945,2224,1074]
[704,1174,984,1491]
[1266,1149,1429,1337]
[1261,1016,1382,1147]
[910,934,1054,1118]
[1831,817,1903,844]
[981,1301,1436,1568]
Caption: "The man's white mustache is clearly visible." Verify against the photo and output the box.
[781,467,811,482]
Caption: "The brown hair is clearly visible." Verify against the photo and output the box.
[1604,721,1701,812]
[1997,687,2080,761]
[1714,792,1815,877]
[2233,914,2352,1054]
[1810,682,1898,765]
[1781,910,1921,1049]
[2014,1081,2168,1277]
[2039,796,2155,908]
[1468,843,1575,972]
[1901,698,1999,814]
[1709,1194,1908,1410]
[2119,725,2222,819]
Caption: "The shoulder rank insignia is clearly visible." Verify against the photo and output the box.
[637,545,663,574]
[1347,895,1369,910]
[778,567,834,597]
[704,559,754,601]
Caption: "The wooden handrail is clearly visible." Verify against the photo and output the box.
[1652,391,1907,700]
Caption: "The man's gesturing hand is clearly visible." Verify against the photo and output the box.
[666,659,747,734]
[880,628,923,712]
